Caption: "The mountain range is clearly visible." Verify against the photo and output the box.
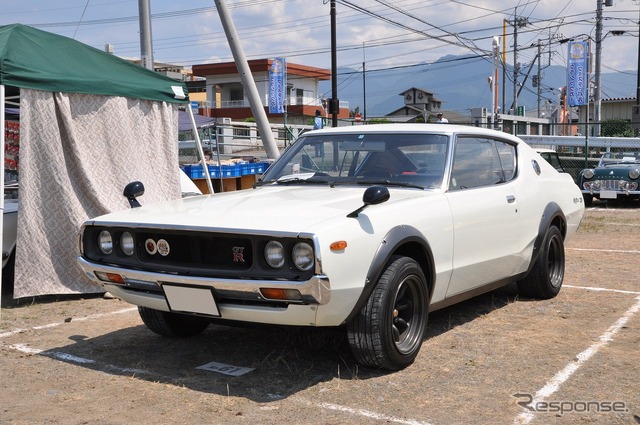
[320,54,638,118]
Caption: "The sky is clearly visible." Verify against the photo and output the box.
[3,0,640,106]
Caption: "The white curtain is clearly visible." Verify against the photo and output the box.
[14,90,181,298]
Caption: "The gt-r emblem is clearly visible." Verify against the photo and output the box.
[232,246,245,262]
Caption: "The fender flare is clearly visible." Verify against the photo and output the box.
[526,202,566,275]
[341,225,435,325]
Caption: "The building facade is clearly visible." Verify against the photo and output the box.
[191,59,350,125]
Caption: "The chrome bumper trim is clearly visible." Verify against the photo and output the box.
[77,257,331,305]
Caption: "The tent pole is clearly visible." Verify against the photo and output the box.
[186,107,213,194]
[1,84,5,312]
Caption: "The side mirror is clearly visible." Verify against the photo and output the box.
[123,181,145,208]
[347,185,390,218]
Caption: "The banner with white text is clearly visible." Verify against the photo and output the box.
[268,57,286,114]
[566,41,590,107]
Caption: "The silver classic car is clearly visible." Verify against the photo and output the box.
[77,124,584,370]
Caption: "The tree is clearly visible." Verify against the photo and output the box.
[601,118,634,137]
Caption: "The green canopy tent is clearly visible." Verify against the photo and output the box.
[0,23,188,103]
[0,24,209,299]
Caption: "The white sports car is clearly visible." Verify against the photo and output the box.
[77,124,584,370]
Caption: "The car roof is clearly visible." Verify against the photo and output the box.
[308,123,523,144]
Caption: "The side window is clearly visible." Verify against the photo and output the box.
[495,141,516,180]
[449,137,516,190]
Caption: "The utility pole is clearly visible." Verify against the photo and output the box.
[492,36,500,128]
[594,0,603,136]
[362,43,367,122]
[138,0,154,70]
[594,0,615,136]
[502,20,507,116]
[330,0,338,127]
[507,13,528,114]
[214,0,279,159]
[537,41,542,117]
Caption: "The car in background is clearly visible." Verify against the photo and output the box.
[578,152,640,206]
[536,148,566,173]
[77,124,585,370]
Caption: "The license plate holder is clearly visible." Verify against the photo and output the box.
[162,284,220,317]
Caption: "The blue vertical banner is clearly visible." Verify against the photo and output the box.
[269,57,286,114]
[566,41,590,106]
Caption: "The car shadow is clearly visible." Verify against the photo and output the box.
[37,283,520,402]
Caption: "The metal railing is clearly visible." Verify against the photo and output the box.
[179,119,640,183]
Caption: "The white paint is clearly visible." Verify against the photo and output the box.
[564,285,640,295]
[0,307,137,339]
[568,248,640,254]
[296,398,434,425]
[514,296,640,425]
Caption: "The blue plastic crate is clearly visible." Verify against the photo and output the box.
[241,162,267,175]
[181,165,205,179]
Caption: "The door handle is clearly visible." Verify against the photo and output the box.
[506,195,516,203]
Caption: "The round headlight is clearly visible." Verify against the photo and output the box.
[120,232,135,256]
[265,241,285,268]
[582,169,594,179]
[629,168,640,179]
[292,242,314,271]
[98,230,113,255]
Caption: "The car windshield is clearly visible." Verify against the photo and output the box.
[259,132,450,190]
[599,152,640,166]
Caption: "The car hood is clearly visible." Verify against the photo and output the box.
[88,185,432,233]
[592,164,640,176]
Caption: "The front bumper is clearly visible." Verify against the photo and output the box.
[77,257,332,326]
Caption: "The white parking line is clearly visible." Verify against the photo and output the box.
[564,285,640,295]
[0,307,137,339]
[513,295,640,425]
[9,342,160,377]
[567,248,640,254]
[295,398,434,425]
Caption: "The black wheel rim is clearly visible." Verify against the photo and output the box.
[547,234,564,288]
[391,274,425,354]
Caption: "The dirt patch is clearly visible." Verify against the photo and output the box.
[1,204,639,424]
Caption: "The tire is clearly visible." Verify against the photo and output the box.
[583,194,593,207]
[518,225,565,299]
[347,256,429,370]
[138,306,210,337]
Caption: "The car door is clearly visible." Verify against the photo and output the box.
[444,135,524,297]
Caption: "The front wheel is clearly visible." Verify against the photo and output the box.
[347,256,429,370]
[517,225,565,299]
[138,307,210,337]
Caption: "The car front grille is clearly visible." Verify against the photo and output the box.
[81,225,315,281]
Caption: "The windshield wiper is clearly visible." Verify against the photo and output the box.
[253,179,276,187]
[275,177,331,185]
[356,180,425,190]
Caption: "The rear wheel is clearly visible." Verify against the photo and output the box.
[518,225,565,299]
[347,256,429,370]
[138,307,210,337]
